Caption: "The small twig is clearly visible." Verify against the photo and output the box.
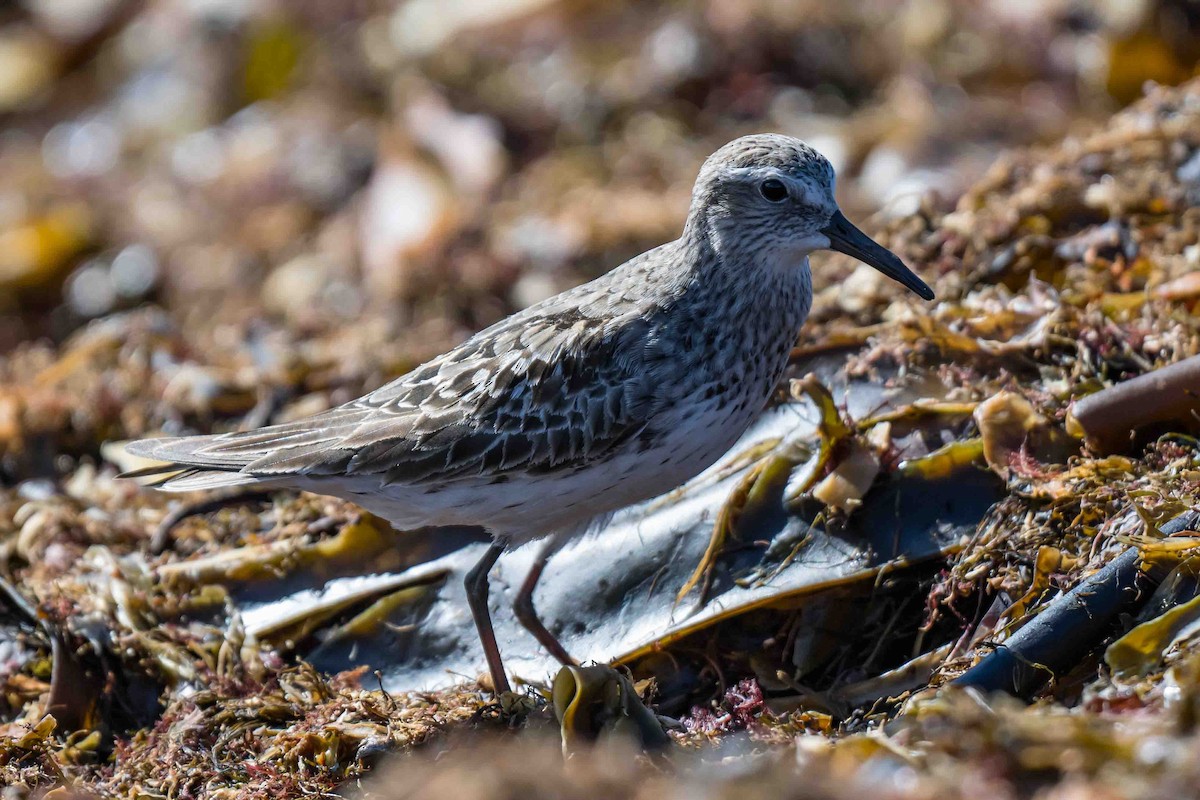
[0,573,95,731]
[150,489,277,554]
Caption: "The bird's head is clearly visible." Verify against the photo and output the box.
[689,133,934,301]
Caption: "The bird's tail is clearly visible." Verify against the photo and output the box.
[119,406,371,491]
[118,435,268,491]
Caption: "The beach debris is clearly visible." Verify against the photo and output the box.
[551,665,669,754]
[1068,354,1200,455]
[952,511,1200,699]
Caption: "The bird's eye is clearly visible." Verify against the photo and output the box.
[759,178,788,202]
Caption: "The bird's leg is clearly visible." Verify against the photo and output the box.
[513,533,577,667]
[464,541,511,695]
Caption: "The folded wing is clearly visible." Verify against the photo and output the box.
[124,306,658,492]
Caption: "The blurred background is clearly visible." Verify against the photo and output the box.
[1,0,1199,477]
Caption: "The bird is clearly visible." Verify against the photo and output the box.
[122,134,934,695]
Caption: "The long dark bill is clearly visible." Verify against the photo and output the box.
[821,210,934,301]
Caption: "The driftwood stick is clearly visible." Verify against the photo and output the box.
[952,510,1200,698]
[1069,355,1200,454]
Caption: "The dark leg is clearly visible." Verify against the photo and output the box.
[464,542,511,695]
[513,536,577,667]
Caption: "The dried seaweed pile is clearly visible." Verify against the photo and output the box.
[0,78,1194,797]
[4,1,1200,798]
[359,689,1200,800]
[792,81,1200,701]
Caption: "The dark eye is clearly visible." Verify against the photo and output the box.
[759,178,788,202]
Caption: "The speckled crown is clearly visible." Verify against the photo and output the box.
[698,133,834,185]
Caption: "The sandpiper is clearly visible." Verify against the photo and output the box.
[124,134,934,694]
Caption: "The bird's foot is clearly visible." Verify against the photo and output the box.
[497,689,539,719]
